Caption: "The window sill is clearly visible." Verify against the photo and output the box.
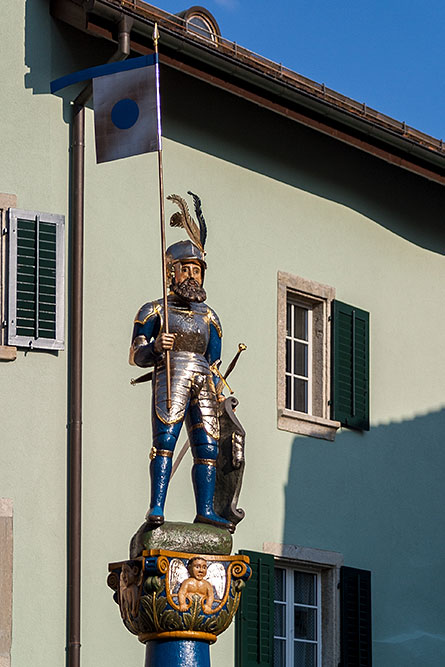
[0,346,17,362]
[278,408,340,441]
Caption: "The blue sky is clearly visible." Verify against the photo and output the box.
[154,0,445,140]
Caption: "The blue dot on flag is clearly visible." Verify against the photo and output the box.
[111,98,140,130]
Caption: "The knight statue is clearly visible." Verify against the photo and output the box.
[130,192,239,532]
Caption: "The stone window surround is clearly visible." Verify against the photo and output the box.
[277,271,340,441]
[0,498,13,667]
[264,541,343,667]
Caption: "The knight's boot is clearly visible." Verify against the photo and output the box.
[192,459,234,531]
[145,449,173,526]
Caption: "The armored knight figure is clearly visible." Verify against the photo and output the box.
[130,193,233,531]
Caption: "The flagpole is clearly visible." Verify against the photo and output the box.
[153,23,171,410]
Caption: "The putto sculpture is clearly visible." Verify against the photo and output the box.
[178,557,214,613]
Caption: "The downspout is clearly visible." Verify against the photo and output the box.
[66,15,132,667]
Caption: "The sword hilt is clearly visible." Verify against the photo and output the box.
[223,343,247,380]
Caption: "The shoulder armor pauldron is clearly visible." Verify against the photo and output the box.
[207,307,222,338]
[134,300,161,325]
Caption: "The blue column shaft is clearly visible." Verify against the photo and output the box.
[144,640,211,667]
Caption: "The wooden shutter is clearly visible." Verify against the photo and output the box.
[331,300,369,430]
[340,566,372,667]
[235,550,274,667]
[8,209,64,350]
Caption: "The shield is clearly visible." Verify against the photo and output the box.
[214,396,246,527]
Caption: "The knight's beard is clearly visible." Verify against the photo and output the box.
[172,277,207,303]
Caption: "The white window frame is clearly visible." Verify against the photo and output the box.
[274,564,322,666]
[265,541,343,667]
[186,14,218,43]
[277,271,340,441]
[285,296,313,414]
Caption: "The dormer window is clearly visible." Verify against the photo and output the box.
[187,14,215,41]
[179,7,221,44]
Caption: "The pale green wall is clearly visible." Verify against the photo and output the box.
[2,1,445,666]
[1,2,68,666]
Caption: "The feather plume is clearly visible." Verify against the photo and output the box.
[167,193,203,251]
[187,191,207,249]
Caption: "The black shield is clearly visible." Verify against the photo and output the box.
[214,396,246,528]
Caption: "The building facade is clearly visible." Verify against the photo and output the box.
[1,1,445,666]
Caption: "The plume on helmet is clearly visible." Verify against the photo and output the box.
[187,191,207,250]
[167,193,203,252]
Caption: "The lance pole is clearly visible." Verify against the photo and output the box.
[153,23,171,409]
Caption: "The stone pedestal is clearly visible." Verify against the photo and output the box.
[108,540,251,667]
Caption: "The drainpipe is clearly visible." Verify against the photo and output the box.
[66,15,132,667]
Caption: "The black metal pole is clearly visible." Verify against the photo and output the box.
[67,101,84,667]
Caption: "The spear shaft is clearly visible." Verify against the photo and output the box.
[153,23,171,410]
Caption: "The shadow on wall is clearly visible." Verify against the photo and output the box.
[281,407,445,667]
[24,0,116,121]
[161,68,445,257]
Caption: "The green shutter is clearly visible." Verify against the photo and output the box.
[332,300,369,430]
[8,208,64,350]
[340,566,372,666]
[16,218,57,339]
[235,550,274,667]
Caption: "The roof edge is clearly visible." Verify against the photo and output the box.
[50,0,445,185]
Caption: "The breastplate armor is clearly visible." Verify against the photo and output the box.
[165,301,210,354]
[154,299,218,438]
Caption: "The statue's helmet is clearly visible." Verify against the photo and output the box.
[166,240,207,285]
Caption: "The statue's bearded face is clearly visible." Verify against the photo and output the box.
[172,261,206,303]
[176,261,202,285]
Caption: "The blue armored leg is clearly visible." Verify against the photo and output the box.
[188,415,233,531]
[146,419,182,526]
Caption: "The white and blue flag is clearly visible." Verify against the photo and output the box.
[51,54,161,163]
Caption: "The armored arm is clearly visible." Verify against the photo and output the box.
[129,302,161,368]
[205,308,224,394]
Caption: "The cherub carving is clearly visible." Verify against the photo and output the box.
[178,557,214,614]
[119,560,143,621]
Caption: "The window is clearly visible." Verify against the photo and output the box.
[236,545,372,667]
[187,14,217,42]
[180,7,221,44]
[6,208,65,350]
[274,567,321,666]
[278,271,339,441]
[278,272,370,439]
[285,297,312,413]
